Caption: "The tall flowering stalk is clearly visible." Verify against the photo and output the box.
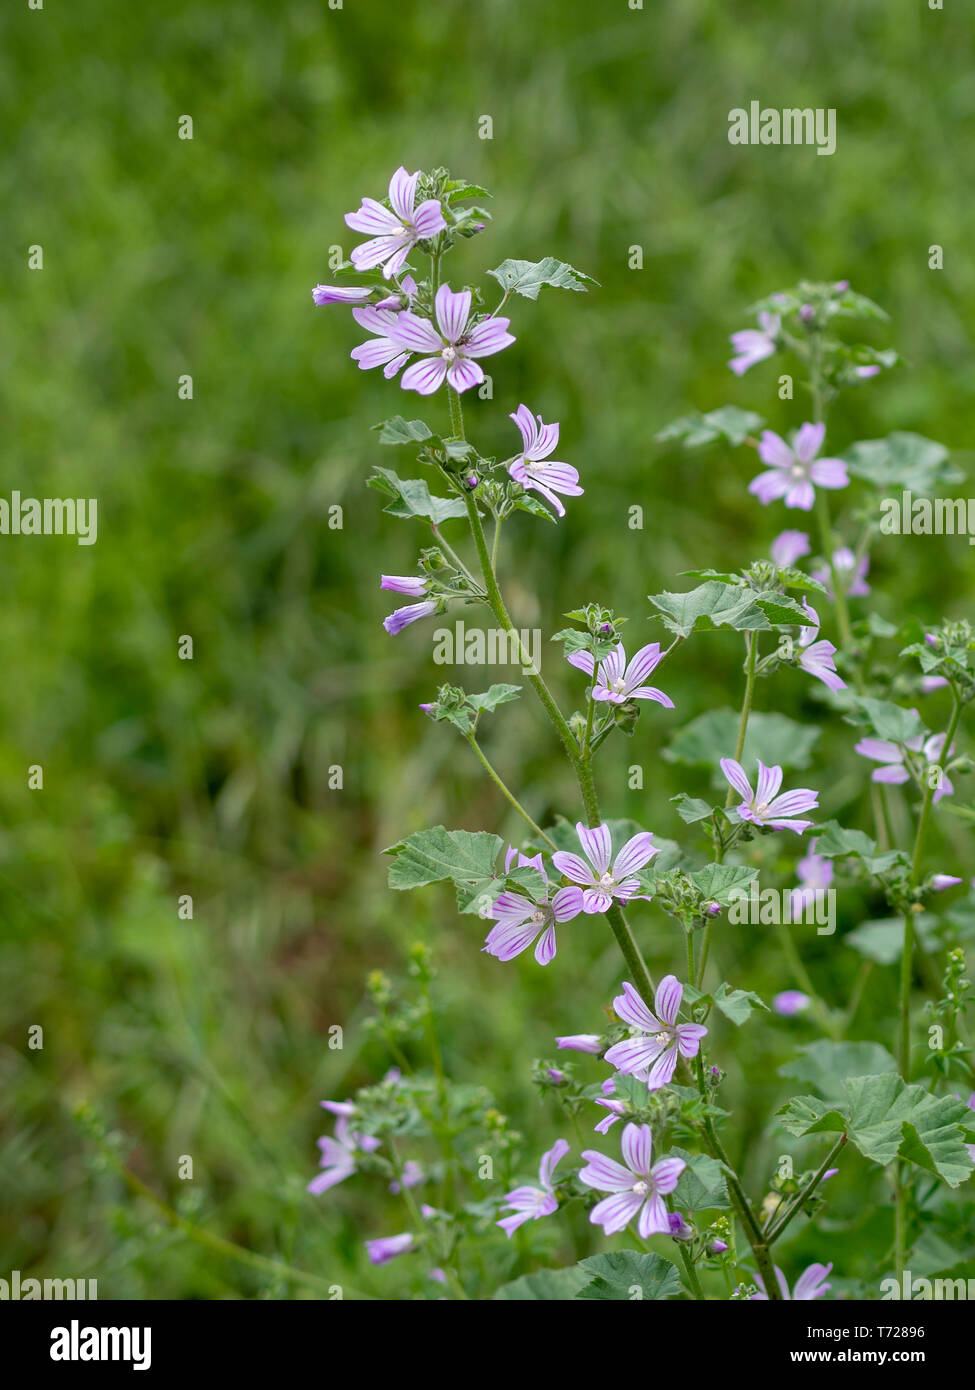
[307,174,975,1302]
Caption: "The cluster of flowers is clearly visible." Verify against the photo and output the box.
[309,166,972,1299]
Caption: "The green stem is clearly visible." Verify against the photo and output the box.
[895,687,962,1283]
[465,732,557,849]
[767,1135,847,1243]
[678,1244,707,1300]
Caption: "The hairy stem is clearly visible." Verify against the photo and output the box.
[465,732,557,850]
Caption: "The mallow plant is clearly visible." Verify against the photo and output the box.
[309,166,975,1301]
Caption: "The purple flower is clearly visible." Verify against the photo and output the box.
[382,599,437,635]
[931,874,963,891]
[345,167,446,279]
[351,305,411,379]
[728,311,780,376]
[604,977,708,1090]
[789,841,833,918]
[721,758,818,834]
[921,676,949,693]
[483,848,584,965]
[751,1262,833,1301]
[710,1237,729,1254]
[797,601,846,693]
[749,424,849,511]
[812,547,870,599]
[496,1139,569,1237]
[855,364,881,379]
[771,529,811,567]
[381,574,428,598]
[365,1233,415,1265]
[395,285,514,395]
[668,1211,694,1241]
[307,1110,380,1195]
[566,642,674,708]
[580,1123,686,1238]
[855,727,954,803]
[389,1160,424,1194]
[312,284,373,306]
[375,275,418,312]
[507,405,583,518]
[593,1097,627,1134]
[552,822,657,914]
[773,990,811,1017]
[555,1033,603,1054]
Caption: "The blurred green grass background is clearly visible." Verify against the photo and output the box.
[2,0,974,1296]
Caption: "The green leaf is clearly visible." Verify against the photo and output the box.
[711,981,769,1025]
[492,1266,593,1300]
[486,256,598,300]
[664,708,820,771]
[813,819,877,860]
[366,467,468,524]
[466,684,522,713]
[648,581,770,637]
[510,489,558,523]
[779,1041,898,1099]
[845,696,925,746]
[656,406,764,449]
[384,826,502,899]
[575,1251,683,1301]
[687,864,758,905]
[671,794,715,824]
[672,1148,731,1210]
[843,433,962,495]
[372,416,434,446]
[777,1074,975,1186]
[444,181,491,201]
[845,914,940,965]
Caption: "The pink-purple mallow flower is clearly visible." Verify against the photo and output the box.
[773,990,811,1017]
[721,758,818,834]
[604,978,707,1090]
[351,305,411,378]
[555,1033,603,1054]
[345,167,446,279]
[855,727,954,803]
[496,1139,569,1237]
[750,1262,833,1301]
[394,284,514,394]
[789,841,833,918]
[307,1102,380,1195]
[812,546,870,599]
[797,601,846,693]
[749,423,849,511]
[506,405,583,517]
[380,574,436,635]
[552,822,657,913]
[580,1123,686,1238]
[728,311,780,376]
[365,1233,415,1265]
[567,642,673,708]
[771,530,811,567]
[483,847,584,965]
[312,284,373,306]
